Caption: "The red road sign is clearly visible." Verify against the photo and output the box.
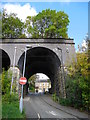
[19,77,27,85]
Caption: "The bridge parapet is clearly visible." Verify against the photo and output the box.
[0,38,74,44]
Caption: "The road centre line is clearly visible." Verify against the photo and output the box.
[37,113,41,119]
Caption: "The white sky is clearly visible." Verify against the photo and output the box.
[2,3,37,22]
[82,40,87,48]
[37,73,49,80]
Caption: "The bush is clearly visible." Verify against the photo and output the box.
[59,98,71,106]
[1,69,19,103]
[52,53,90,112]
[52,94,56,101]
[52,94,71,106]
[1,69,12,95]
[65,53,90,111]
[2,93,19,103]
[52,94,59,103]
[1,70,26,119]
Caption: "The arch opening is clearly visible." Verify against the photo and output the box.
[28,73,51,94]
[0,49,10,72]
[18,47,61,95]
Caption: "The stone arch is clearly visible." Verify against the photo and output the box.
[18,47,65,97]
[0,49,11,72]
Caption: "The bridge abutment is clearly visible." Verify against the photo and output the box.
[54,66,66,98]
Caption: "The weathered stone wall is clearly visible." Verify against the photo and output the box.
[0,38,76,98]
[0,38,76,66]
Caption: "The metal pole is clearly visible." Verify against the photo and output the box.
[23,47,27,77]
[20,47,27,113]
[11,47,17,94]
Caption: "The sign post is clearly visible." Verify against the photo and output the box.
[19,46,32,113]
[19,47,27,113]
[19,77,27,85]
[19,77,27,113]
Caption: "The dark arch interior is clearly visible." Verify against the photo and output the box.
[0,49,10,72]
[18,47,61,93]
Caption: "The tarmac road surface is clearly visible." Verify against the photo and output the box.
[23,93,89,120]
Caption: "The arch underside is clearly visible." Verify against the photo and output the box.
[18,47,64,96]
[0,49,10,72]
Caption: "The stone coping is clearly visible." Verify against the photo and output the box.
[0,38,74,44]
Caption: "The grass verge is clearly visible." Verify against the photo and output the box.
[2,101,26,119]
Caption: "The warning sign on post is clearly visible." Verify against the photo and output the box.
[19,77,27,85]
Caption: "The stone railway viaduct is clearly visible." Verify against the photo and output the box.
[0,38,76,98]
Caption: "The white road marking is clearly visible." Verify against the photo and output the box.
[37,113,40,119]
[49,111,57,116]
[24,97,30,102]
[45,110,57,116]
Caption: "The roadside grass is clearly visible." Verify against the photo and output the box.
[1,70,26,119]
[0,100,2,119]
[2,101,26,119]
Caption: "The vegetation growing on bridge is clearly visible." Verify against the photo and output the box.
[2,10,26,38]
[25,9,69,38]
[1,9,69,39]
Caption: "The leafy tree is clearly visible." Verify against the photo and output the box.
[65,52,90,111]
[25,9,70,38]
[28,74,37,92]
[2,10,26,38]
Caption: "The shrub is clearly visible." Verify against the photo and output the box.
[52,53,90,112]
[59,98,71,106]
[1,69,12,95]
[52,94,59,102]
[2,93,19,103]
[1,69,19,103]
[65,53,90,111]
